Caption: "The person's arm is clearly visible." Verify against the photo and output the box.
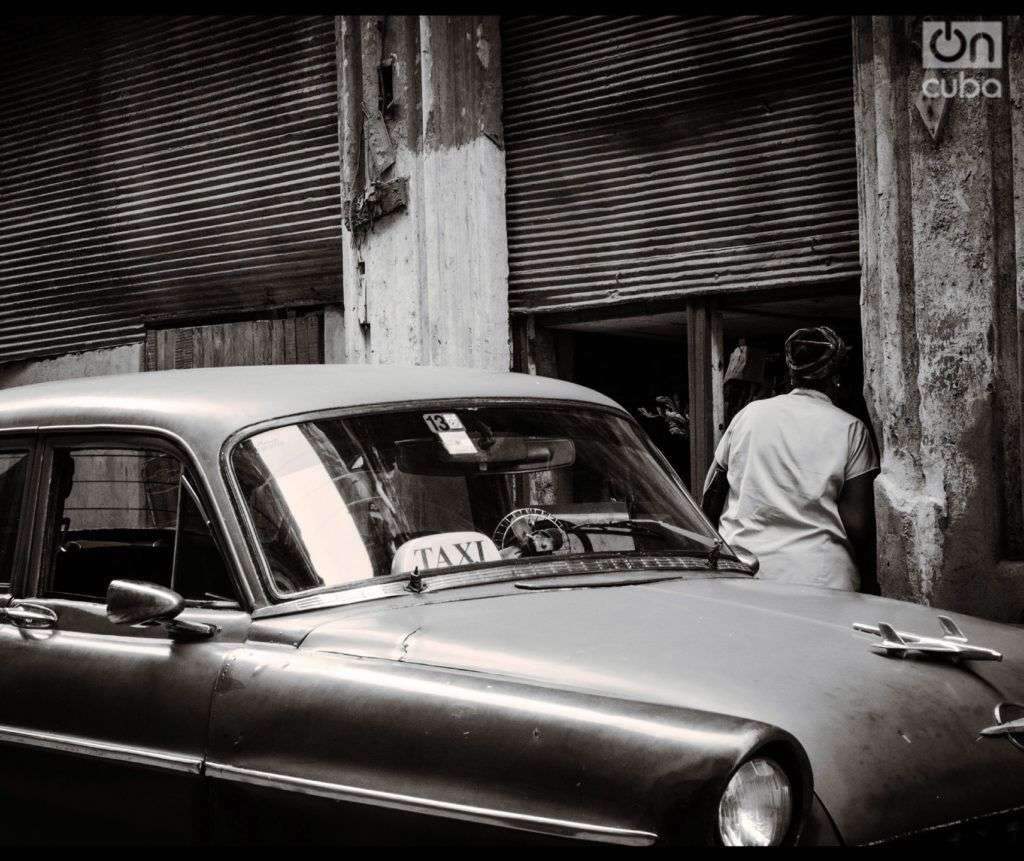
[701,460,729,528]
[701,410,742,529]
[838,470,879,595]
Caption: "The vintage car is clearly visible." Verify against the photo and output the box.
[0,364,1023,847]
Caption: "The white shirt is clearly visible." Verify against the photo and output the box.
[713,388,879,591]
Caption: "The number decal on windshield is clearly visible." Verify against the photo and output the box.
[423,412,476,455]
[423,412,464,434]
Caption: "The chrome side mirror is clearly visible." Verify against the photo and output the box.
[732,544,760,575]
[106,579,217,639]
[107,579,183,625]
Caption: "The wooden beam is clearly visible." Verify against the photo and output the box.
[687,298,716,493]
[510,317,576,505]
[711,309,725,447]
[512,315,570,379]
[510,316,535,374]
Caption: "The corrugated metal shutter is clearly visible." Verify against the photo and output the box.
[0,15,342,363]
[501,16,859,315]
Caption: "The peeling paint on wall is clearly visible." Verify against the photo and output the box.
[0,344,143,389]
[855,16,1024,621]
[334,15,509,372]
[475,23,491,69]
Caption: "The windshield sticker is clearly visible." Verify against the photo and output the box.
[391,531,502,575]
[423,412,464,433]
[423,412,478,455]
[437,431,477,456]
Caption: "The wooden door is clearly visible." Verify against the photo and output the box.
[145,311,324,371]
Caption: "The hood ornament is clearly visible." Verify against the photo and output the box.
[852,615,1003,662]
[979,703,1024,751]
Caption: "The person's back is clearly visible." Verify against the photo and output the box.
[715,389,876,589]
[702,326,879,591]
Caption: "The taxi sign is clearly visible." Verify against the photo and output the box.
[392,531,502,575]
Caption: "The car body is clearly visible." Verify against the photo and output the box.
[0,364,1022,846]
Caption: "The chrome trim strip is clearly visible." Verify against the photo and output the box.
[205,761,658,846]
[866,802,1024,845]
[253,555,748,619]
[0,724,202,774]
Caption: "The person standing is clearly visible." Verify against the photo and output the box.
[701,326,880,592]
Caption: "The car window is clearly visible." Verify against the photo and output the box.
[0,450,30,588]
[44,446,237,604]
[172,476,238,603]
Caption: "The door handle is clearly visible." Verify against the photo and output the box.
[2,603,58,629]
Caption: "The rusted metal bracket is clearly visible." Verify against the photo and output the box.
[346,176,409,238]
[362,103,396,178]
[347,97,406,241]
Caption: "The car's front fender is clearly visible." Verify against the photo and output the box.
[205,646,812,845]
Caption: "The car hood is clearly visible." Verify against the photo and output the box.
[302,576,1024,844]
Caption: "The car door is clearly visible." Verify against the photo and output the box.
[0,431,251,844]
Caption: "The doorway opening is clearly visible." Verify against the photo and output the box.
[572,331,691,485]
[514,286,866,494]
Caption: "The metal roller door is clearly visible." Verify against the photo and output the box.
[501,16,860,315]
[0,15,342,363]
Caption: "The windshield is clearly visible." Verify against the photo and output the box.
[231,403,724,597]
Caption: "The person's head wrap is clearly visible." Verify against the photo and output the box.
[784,326,848,382]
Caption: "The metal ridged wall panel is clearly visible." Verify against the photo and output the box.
[0,15,342,363]
[501,16,859,314]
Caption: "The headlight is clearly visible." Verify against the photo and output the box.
[718,757,793,846]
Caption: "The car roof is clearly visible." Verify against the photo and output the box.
[0,364,625,453]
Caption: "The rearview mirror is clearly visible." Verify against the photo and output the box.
[395,435,576,476]
[106,579,218,639]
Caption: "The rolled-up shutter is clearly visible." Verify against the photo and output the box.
[0,15,342,363]
[501,16,859,315]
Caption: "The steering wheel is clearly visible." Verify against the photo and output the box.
[492,507,594,557]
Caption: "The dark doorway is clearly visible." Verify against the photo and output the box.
[520,286,866,496]
[568,332,691,486]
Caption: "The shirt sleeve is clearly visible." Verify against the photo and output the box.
[846,420,880,480]
[713,412,736,468]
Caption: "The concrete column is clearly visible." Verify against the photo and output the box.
[854,16,1024,619]
[330,15,509,371]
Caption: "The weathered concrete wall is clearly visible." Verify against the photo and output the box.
[854,16,1024,620]
[332,16,509,370]
[0,344,143,390]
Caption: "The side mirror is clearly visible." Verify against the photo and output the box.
[732,544,760,575]
[107,579,183,625]
[106,579,217,639]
